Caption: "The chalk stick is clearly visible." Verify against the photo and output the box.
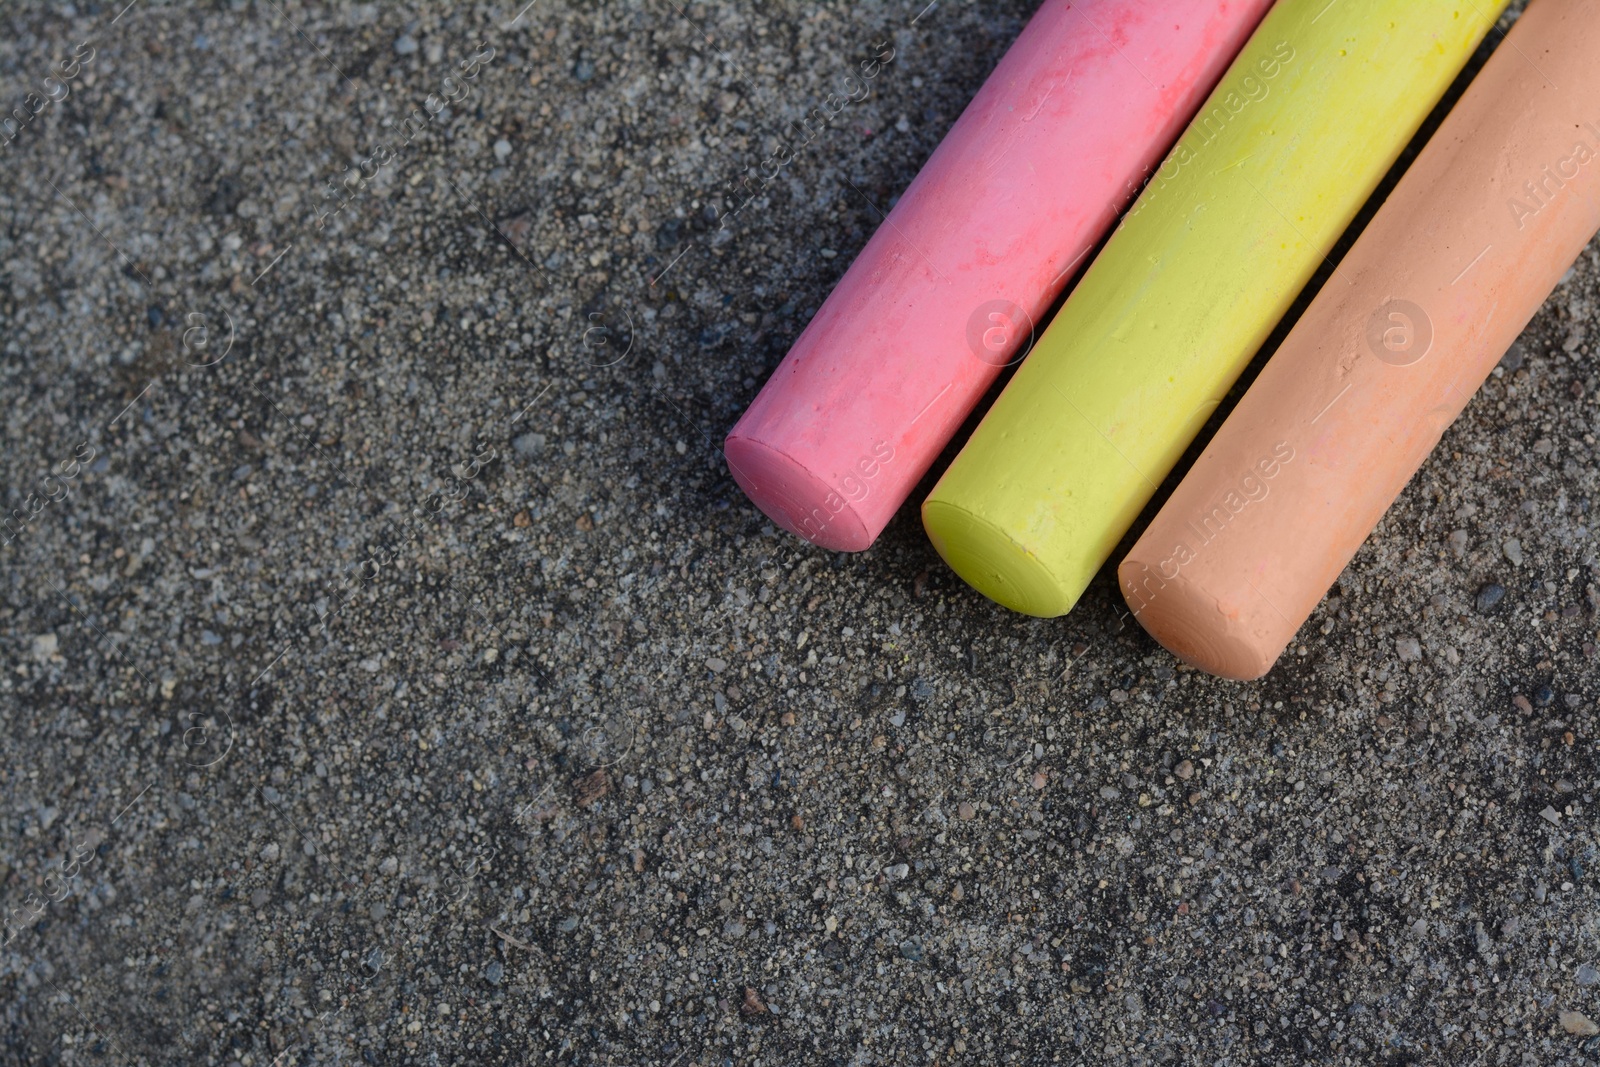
[922,0,1509,616]
[724,0,1274,551]
[1120,0,1600,680]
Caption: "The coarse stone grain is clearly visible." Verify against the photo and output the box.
[1,3,1598,1066]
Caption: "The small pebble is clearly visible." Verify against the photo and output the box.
[1175,760,1194,781]
[1475,583,1506,613]
[1534,685,1555,707]
[957,802,976,820]
[1395,636,1422,662]
[1576,963,1599,987]
[484,960,504,986]
[1560,1010,1600,1036]
[1503,538,1524,566]
[1540,806,1562,825]
[394,34,419,55]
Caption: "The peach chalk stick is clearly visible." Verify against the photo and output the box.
[923,0,1508,617]
[1120,0,1600,680]
[723,0,1274,551]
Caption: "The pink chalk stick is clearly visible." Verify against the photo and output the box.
[725,0,1273,551]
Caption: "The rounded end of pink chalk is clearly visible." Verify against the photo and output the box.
[921,499,1077,618]
[1116,558,1281,681]
[724,435,874,552]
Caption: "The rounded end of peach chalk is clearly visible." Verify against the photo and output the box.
[1116,558,1279,681]
[724,434,873,552]
[922,498,1076,618]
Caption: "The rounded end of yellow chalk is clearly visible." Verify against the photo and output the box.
[724,434,874,552]
[921,499,1077,618]
[1115,557,1278,681]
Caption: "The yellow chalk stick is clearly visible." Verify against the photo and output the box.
[922,0,1508,617]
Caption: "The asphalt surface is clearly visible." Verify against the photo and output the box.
[3,2,1600,1065]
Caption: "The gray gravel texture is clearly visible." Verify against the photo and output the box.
[2,1,1599,1065]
